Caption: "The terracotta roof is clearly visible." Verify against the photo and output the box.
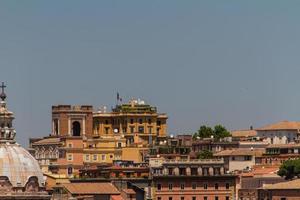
[122,189,135,194]
[267,143,300,148]
[263,179,300,190]
[214,148,264,157]
[111,195,125,200]
[256,121,300,131]
[231,130,257,138]
[241,166,279,177]
[33,137,61,145]
[62,182,120,195]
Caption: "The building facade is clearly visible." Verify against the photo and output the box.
[150,158,237,200]
[93,99,168,146]
[30,99,168,177]
[256,121,300,144]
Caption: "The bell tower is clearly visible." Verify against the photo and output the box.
[0,82,16,142]
[51,105,93,137]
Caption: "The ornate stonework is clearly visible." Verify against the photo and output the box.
[0,83,50,200]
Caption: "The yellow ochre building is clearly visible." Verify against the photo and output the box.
[29,98,168,176]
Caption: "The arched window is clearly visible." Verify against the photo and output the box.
[215,183,218,190]
[54,119,59,135]
[67,167,73,175]
[72,121,81,136]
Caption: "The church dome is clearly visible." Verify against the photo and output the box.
[0,83,49,199]
[0,143,45,187]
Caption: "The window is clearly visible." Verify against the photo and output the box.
[139,118,143,124]
[148,119,152,124]
[226,197,229,200]
[110,155,113,159]
[148,127,152,134]
[215,183,218,190]
[232,156,235,161]
[138,126,144,133]
[168,168,173,175]
[130,119,134,124]
[169,197,172,200]
[204,197,207,200]
[101,155,106,161]
[226,183,230,189]
[72,121,81,136]
[214,168,220,175]
[244,156,251,161]
[130,126,134,133]
[157,183,161,191]
[191,168,198,175]
[67,154,73,161]
[105,127,109,134]
[203,183,208,190]
[181,197,184,200]
[192,197,196,200]
[68,143,73,148]
[215,197,219,200]
[93,154,97,161]
[179,168,186,175]
[105,120,109,124]
[168,183,173,191]
[85,154,90,161]
[67,167,73,175]
[203,168,209,175]
[157,197,161,200]
[118,142,122,148]
[180,183,185,190]
[192,183,197,189]
[157,120,161,126]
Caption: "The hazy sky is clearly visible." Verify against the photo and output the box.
[1,1,300,146]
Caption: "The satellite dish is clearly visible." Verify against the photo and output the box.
[170,134,174,138]
[114,129,119,133]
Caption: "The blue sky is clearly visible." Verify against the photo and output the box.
[1,1,300,146]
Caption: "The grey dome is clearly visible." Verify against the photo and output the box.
[0,143,45,187]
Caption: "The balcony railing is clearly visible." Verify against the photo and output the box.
[163,158,224,164]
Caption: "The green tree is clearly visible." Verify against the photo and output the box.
[278,159,300,180]
[213,125,231,139]
[193,125,214,139]
[196,150,213,159]
[193,125,231,140]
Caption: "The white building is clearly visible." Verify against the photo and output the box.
[256,121,300,144]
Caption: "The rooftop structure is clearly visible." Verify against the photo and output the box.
[52,182,120,200]
[112,99,158,114]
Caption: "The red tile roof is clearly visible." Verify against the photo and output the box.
[33,137,61,145]
[122,189,135,195]
[231,130,257,138]
[263,179,300,189]
[112,195,125,200]
[62,182,120,195]
[214,148,264,157]
[256,121,300,131]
